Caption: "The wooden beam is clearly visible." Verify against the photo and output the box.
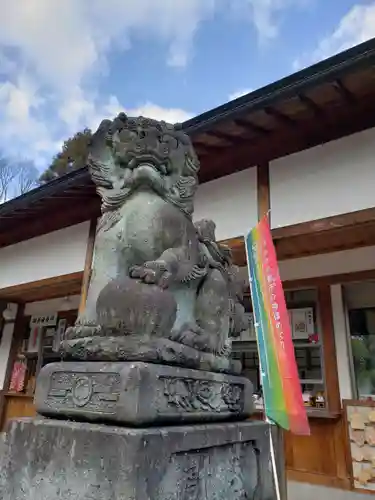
[199,94,375,182]
[42,194,96,201]
[206,130,245,146]
[195,146,210,157]
[282,269,375,290]
[220,209,375,264]
[0,197,100,250]
[234,118,271,135]
[219,236,246,267]
[0,272,83,303]
[333,79,355,105]
[272,207,375,240]
[192,140,222,153]
[257,163,270,221]
[78,218,97,315]
[264,106,297,127]
[298,94,324,117]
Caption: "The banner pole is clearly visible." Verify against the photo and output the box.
[267,420,282,500]
[245,233,282,500]
[269,422,288,500]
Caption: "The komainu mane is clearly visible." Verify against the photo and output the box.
[63,113,249,373]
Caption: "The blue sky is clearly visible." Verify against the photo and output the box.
[0,0,374,173]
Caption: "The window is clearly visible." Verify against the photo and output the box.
[232,288,327,412]
[348,307,375,398]
[345,280,375,400]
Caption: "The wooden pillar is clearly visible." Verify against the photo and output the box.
[317,284,341,414]
[257,162,270,222]
[1,303,25,393]
[78,218,97,315]
[318,283,348,483]
[257,162,288,498]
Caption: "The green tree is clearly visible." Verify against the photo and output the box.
[39,128,92,183]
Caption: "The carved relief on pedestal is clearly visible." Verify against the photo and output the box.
[160,376,244,414]
[36,362,253,425]
[156,442,259,500]
[45,371,120,414]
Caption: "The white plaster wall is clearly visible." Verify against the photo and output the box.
[24,295,81,316]
[194,167,258,241]
[269,127,375,228]
[279,245,375,282]
[0,222,89,289]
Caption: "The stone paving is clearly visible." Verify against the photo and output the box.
[288,481,371,500]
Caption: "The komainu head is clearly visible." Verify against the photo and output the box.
[88,113,200,216]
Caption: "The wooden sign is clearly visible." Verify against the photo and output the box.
[30,313,58,328]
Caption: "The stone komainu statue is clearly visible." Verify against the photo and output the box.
[63,113,249,373]
[20,115,274,500]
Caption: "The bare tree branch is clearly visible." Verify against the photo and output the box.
[0,155,38,203]
[16,161,38,195]
[0,156,18,202]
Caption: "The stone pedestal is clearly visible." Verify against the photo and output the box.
[34,362,254,425]
[0,418,275,500]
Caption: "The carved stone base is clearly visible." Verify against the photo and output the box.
[0,418,276,500]
[61,335,242,374]
[35,362,253,426]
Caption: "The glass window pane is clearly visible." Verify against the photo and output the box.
[295,346,323,382]
[348,308,375,398]
[232,287,326,410]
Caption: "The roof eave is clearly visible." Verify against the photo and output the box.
[183,37,375,135]
[1,37,375,218]
[0,166,89,217]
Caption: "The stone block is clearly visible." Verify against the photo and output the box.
[35,361,254,426]
[0,418,276,500]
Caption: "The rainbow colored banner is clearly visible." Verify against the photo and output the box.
[245,215,310,436]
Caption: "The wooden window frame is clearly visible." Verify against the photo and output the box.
[237,282,341,418]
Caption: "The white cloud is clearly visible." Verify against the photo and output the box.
[237,0,308,41]
[55,91,192,139]
[0,76,57,163]
[0,0,217,86]
[0,0,308,169]
[294,3,375,69]
[125,102,192,124]
[228,88,253,100]
[0,0,213,165]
